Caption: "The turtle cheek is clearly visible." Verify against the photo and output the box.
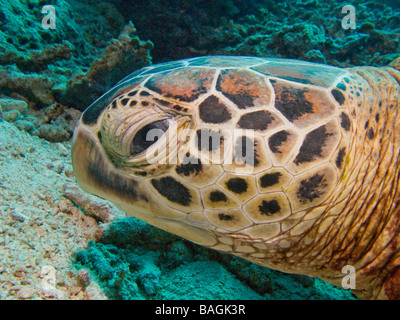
[72,126,140,204]
[71,126,109,198]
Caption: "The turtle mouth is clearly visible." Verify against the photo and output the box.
[72,125,143,206]
[72,125,218,247]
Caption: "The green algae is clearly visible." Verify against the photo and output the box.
[74,217,358,300]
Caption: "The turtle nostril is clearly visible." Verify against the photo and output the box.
[130,119,170,156]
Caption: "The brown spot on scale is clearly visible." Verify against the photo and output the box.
[296,173,328,203]
[331,89,346,105]
[268,130,290,154]
[271,79,337,128]
[201,186,239,209]
[151,176,192,206]
[139,91,151,96]
[272,85,313,121]
[226,177,248,194]
[335,147,346,169]
[198,95,232,123]
[286,164,337,212]
[237,110,283,132]
[216,69,273,109]
[288,119,341,173]
[127,90,138,97]
[144,67,215,102]
[293,125,333,165]
[367,128,375,140]
[120,98,129,106]
[244,192,291,223]
[340,112,351,131]
[258,199,281,216]
[217,173,257,203]
[267,130,298,166]
[218,213,234,221]
[259,172,282,188]
[237,110,274,130]
[204,209,252,232]
[175,154,202,176]
[209,190,227,202]
[257,168,292,192]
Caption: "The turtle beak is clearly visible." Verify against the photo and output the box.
[71,125,104,198]
[71,123,218,248]
[71,125,140,205]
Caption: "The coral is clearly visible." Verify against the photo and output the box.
[98,216,180,250]
[0,68,55,107]
[157,261,262,300]
[0,0,153,143]
[215,1,400,66]
[74,214,356,300]
[63,187,126,223]
[1,42,73,73]
[115,0,399,67]
[2,110,21,123]
[0,98,28,114]
[135,255,161,296]
[36,124,70,142]
[13,120,36,133]
[60,22,153,110]
[75,241,140,299]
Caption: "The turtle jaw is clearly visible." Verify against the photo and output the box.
[71,125,218,247]
[72,125,107,199]
[72,125,142,206]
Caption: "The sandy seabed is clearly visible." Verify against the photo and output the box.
[0,120,110,299]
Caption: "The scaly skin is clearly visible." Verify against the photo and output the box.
[235,62,400,300]
[72,56,400,300]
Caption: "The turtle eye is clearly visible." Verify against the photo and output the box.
[130,119,170,156]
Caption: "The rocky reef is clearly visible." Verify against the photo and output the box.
[0,0,399,300]
[0,0,153,142]
[1,0,398,143]
[114,0,399,66]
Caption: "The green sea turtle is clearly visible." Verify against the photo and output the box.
[72,56,400,299]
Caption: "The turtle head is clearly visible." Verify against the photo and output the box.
[389,57,400,70]
[72,57,346,257]
[72,56,400,299]
[71,74,220,247]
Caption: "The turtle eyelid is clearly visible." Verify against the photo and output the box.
[130,119,170,156]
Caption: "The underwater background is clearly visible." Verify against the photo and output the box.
[0,0,399,300]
